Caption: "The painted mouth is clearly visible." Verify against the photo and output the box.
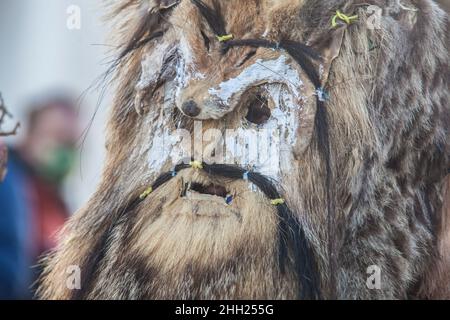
[179,175,233,205]
[188,182,228,198]
[130,162,320,297]
[174,175,238,217]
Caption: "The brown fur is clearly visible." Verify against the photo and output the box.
[38,0,449,299]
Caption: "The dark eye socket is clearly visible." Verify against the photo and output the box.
[200,30,211,52]
[245,95,271,125]
[236,50,257,68]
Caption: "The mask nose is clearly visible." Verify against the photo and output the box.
[181,100,201,117]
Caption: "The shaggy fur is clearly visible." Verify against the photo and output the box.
[39,0,449,299]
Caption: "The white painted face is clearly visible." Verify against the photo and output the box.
[136,57,316,182]
[207,55,304,117]
[170,46,310,121]
[132,1,320,182]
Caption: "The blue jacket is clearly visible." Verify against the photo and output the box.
[0,149,33,299]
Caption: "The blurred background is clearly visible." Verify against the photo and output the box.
[0,0,110,209]
[0,0,448,300]
[0,0,110,299]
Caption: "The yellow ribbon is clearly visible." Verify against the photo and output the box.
[331,10,358,28]
[139,186,153,200]
[217,34,233,42]
[189,160,204,170]
[271,198,285,206]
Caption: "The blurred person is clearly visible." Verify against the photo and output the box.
[0,92,79,299]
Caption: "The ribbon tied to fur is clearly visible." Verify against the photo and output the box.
[331,10,358,28]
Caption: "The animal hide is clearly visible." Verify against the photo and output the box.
[39,0,450,299]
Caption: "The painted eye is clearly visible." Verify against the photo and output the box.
[245,95,271,125]
[236,50,257,68]
[200,30,211,51]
